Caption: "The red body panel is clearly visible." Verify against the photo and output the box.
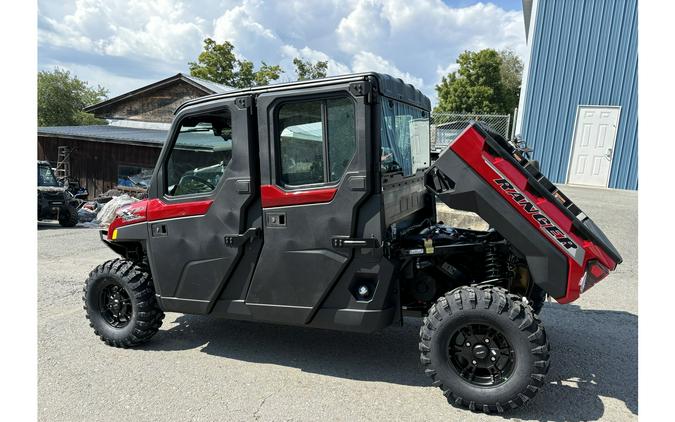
[106,198,213,240]
[261,184,337,208]
[106,200,148,240]
[146,198,213,221]
[449,126,617,303]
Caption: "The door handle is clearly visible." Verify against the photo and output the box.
[605,148,613,161]
[224,228,259,247]
[348,175,366,191]
[151,223,167,237]
[331,237,380,248]
[235,179,251,194]
[266,212,286,227]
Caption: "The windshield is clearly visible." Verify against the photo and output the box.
[380,99,430,176]
[38,164,59,187]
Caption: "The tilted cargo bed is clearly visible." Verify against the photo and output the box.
[425,123,622,303]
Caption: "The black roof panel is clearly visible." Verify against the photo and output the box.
[176,72,430,114]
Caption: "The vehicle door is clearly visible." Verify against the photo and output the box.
[145,97,261,314]
[246,84,371,323]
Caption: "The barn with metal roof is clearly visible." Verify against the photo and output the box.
[37,73,232,197]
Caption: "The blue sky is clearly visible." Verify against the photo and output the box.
[37,0,526,102]
[443,0,522,9]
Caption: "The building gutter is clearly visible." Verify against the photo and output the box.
[515,0,540,137]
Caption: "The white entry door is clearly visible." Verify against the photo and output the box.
[568,106,620,187]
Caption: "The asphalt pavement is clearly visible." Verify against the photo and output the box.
[38,185,637,421]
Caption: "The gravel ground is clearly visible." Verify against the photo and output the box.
[38,185,637,421]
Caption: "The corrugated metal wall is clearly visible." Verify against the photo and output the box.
[521,0,638,189]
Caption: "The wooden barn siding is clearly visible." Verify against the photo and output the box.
[38,136,161,198]
[95,82,206,123]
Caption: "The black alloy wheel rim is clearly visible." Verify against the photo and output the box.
[448,323,515,387]
[99,281,133,328]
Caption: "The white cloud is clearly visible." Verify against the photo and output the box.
[436,62,460,80]
[336,0,526,75]
[238,0,356,51]
[212,0,280,59]
[39,0,205,62]
[336,0,391,55]
[40,61,157,98]
[214,0,525,99]
[352,51,424,88]
[280,45,351,77]
[38,0,526,104]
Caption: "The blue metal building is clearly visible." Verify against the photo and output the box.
[516,0,637,189]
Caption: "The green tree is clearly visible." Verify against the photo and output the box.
[434,49,523,114]
[293,58,328,80]
[38,68,108,126]
[498,49,524,114]
[188,38,283,88]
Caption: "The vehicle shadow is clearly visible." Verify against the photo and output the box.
[144,303,637,421]
[506,303,638,421]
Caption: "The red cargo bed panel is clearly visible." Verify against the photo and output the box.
[427,124,621,303]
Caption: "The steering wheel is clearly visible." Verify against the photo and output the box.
[178,174,215,191]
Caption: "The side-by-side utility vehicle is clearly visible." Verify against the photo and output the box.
[38,160,80,227]
[83,73,621,413]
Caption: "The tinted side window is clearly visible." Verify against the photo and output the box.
[327,98,356,182]
[277,97,356,187]
[166,112,233,197]
[278,101,324,186]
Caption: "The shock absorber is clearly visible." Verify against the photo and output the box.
[484,245,504,282]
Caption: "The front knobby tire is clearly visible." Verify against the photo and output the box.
[59,205,79,227]
[419,286,550,413]
[83,258,164,348]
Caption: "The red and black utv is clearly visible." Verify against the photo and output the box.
[83,73,621,413]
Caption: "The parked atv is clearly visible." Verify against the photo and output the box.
[60,177,89,201]
[83,73,621,413]
[37,161,80,227]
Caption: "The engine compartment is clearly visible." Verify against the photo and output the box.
[390,220,543,314]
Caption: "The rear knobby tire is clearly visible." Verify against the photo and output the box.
[528,283,547,315]
[59,205,79,227]
[83,258,164,348]
[419,286,550,413]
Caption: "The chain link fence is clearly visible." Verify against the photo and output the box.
[430,112,511,150]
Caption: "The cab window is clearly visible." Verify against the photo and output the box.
[277,97,356,187]
[380,99,430,176]
[38,164,59,187]
[165,112,233,197]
